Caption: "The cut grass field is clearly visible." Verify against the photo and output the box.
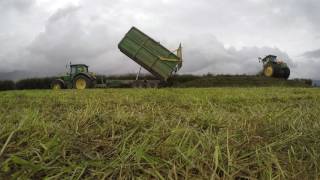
[0,88,320,179]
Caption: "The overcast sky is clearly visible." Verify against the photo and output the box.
[0,0,319,79]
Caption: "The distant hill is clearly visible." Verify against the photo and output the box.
[0,73,315,88]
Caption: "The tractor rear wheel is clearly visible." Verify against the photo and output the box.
[264,65,274,77]
[283,68,290,80]
[73,75,93,90]
[51,79,65,90]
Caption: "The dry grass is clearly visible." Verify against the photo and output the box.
[0,88,320,179]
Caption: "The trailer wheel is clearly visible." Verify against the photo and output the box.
[146,82,152,88]
[132,81,139,88]
[138,82,145,88]
[73,75,92,90]
[153,82,159,88]
[132,81,145,88]
[147,82,157,88]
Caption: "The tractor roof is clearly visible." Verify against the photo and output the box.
[264,55,277,59]
[70,64,88,67]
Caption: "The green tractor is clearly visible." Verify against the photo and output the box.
[51,64,96,90]
[259,55,290,79]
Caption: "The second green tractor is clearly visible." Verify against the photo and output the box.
[259,55,290,79]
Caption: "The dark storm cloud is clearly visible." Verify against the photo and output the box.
[25,6,113,74]
[0,0,320,80]
[20,5,139,76]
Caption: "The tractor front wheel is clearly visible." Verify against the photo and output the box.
[73,75,93,90]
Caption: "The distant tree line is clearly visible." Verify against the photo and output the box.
[0,80,16,91]
[0,77,57,91]
[15,77,58,89]
[0,74,314,91]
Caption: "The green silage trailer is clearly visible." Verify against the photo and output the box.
[118,27,182,82]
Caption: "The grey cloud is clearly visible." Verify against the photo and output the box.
[280,0,320,30]
[302,49,320,58]
[25,6,116,75]
[47,6,80,23]
[291,58,320,79]
[0,0,34,11]
[290,49,320,79]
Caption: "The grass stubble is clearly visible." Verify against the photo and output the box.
[0,87,320,179]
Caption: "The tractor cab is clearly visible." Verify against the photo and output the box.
[261,55,277,64]
[70,64,88,77]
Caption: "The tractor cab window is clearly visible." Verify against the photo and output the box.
[71,66,77,75]
[70,65,88,75]
[78,66,88,73]
[268,56,277,62]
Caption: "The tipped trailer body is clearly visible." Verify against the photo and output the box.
[118,27,182,81]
